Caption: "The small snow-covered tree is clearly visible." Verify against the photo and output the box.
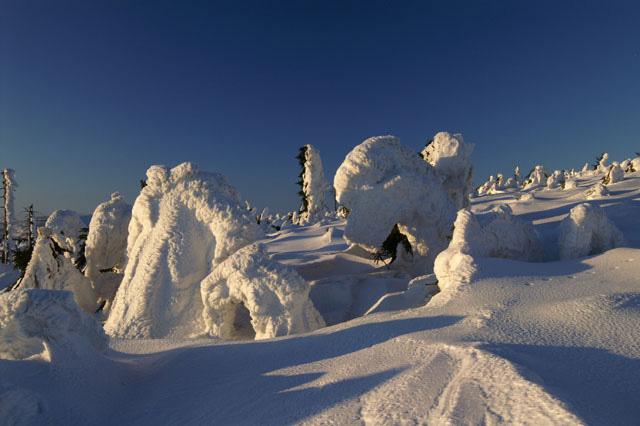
[602,163,624,185]
[296,145,330,223]
[593,152,609,173]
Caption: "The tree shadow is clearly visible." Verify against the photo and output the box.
[105,315,462,425]
[479,343,640,426]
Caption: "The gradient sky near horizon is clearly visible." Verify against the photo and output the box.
[1,0,639,217]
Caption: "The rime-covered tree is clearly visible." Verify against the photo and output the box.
[296,145,330,223]
[2,169,17,264]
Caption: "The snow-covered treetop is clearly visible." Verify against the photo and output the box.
[45,209,85,242]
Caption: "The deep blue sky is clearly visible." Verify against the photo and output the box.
[1,1,639,217]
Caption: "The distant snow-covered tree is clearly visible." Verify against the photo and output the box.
[2,169,17,264]
[296,144,330,223]
[602,163,624,185]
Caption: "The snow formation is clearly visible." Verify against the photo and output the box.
[44,209,85,245]
[522,165,549,189]
[201,243,325,340]
[557,203,623,259]
[298,144,331,223]
[434,205,542,298]
[420,132,474,209]
[105,162,263,339]
[334,135,457,274]
[17,227,96,314]
[583,182,610,199]
[603,162,624,185]
[84,192,132,308]
[0,289,107,362]
[2,169,17,259]
[596,152,609,173]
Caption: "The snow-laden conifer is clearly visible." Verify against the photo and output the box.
[296,145,330,224]
[335,136,456,274]
[420,132,474,209]
[105,162,263,339]
[84,193,132,311]
[558,203,623,259]
[2,169,17,264]
[602,162,624,185]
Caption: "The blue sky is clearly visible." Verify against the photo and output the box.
[1,0,639,216]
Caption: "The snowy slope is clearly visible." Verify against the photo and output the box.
[1,169,639,425]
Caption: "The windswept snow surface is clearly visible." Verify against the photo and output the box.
[2,166,640,425]
[104,162,262,339]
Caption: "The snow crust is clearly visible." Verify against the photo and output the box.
[558,203,623,259]
[105,162,263,339]
[334,135,457,273]
[201,243,325,340]
[0,289,107,361]
[84,192,132,308]
[299,144,331,224]
[421,132,474,209]
[17,227,96,314]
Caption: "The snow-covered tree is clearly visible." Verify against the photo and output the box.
[16,227,97,314]
[420,132,474,209]
[593,152,609,173]
[334,135,457,274]
[201,243,325,340]
[105,162,263,339]
[84,192,132,312]
[603,163,624,185]
[522,166,549,189]
[558,203,622,259]
[2,169,17,264]
[296,145,330,223]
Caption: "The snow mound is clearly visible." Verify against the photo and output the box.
[421,132,474,209]
[84,192,132,309]
[105,162,263,339]
[0,289,107,362]
[583,182,610,199]
[558,203,623,259]
[17,227,96,314]
[44,209,85,243]
[434,205,542,302]
[201,243,325,340]
[334,136,457,274]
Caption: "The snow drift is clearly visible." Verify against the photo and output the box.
[0,289,107,362]
[105,162,263,339]
[558,203,623,259]
[17,227,96,314]
[334,136,457,274]
[421,132,474,209]
[201,243,325,340]
[84,192,132,309]
[434,205,542,300]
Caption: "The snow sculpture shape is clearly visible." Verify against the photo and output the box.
[105,162,263,339]
[583,183,610,199]
[523,166,549,189]
[596,153,609,173]
[297,144,331,224]
[603,162,624,185]
[45,209,85,243]
[0,289,108,361]
[201,243,325,340]
[334,136,457,274]
[84,192,132,309]
[18,227,96,314]
[420,132,474,209]
[558,203,623,259]
[434,205,542,295]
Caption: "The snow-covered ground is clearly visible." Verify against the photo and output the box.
[1,170,640,425]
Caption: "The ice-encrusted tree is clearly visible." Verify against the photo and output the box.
[296,145,330,223]
[84,192,132,312]
[105,162,263,339]
[2,169,17,264]
[420,132,474,209]
[335,135,457,274]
